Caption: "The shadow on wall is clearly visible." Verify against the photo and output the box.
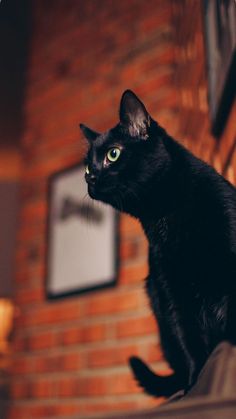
[0,0,30,146]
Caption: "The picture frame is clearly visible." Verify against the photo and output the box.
[203,0,236,137]
[46,163,119,299]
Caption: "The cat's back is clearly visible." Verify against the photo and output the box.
[146,149,236,293]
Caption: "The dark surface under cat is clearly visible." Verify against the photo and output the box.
[80,90,236,398]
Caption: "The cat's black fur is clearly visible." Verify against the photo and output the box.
[80,90,236,398]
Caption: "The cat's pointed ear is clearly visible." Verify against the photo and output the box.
[119,90,151,139]
[79,123,99,142]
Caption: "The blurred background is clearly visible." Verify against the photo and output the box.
[0,0,235,418]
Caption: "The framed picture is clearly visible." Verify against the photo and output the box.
[203,0,236,137]
[46,163,119,299]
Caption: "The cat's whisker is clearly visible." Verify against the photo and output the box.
[116,189,124,212]
[82,192,90,225]
[83,193,92,234]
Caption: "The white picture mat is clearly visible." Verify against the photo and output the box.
[47,166,117,296]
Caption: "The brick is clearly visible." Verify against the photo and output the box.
[107,372,141,395]
[21,201,47,220]
[59,352,82,371]
[120,214,143,236]
[139,7,171,32]
[28,330,59,351]
[87,343,139,368]
[58,373,141,397]
[136,72,174,96]
[145,342,164,363]
[34,354,61,373]
[8,406,48,419]
[79,399,140,416]
[140,48,175,73]
[14,269,30,285]
[15,287,44,305]
[8,403,79,418]
[119,239,140,260]
[120,235,148,260]
[119,261,149,284]
[58,375,107,397]
[116,314,157,338]
[15,301,83,328]
[62,323,106,345]
[29,352,82,375]
[85,289,142,316]
[10,381,29,399]
[29,378,56,398]
[12,334,26,352]
[10,357,34,375]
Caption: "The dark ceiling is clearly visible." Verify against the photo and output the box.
[0,0,30,146]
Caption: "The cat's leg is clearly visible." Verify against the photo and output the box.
[143,275,196,396]
[129,356,184,397]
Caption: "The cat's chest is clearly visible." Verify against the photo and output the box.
[147,215,188,271]
[146,216,199,329]
[145,213,202,311]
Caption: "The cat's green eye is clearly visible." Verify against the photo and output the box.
[85,165,90,174]
[107,147,121,163]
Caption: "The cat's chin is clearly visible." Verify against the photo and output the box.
[88,184,109,202]
[88,184,99,200]
[88,185,117,208]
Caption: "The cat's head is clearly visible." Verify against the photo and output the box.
[80,90,169,217]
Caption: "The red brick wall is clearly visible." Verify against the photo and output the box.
[9,1,236,418]
[171,0,236,178]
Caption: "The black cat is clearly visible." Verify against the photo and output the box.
[80,90,236,398]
